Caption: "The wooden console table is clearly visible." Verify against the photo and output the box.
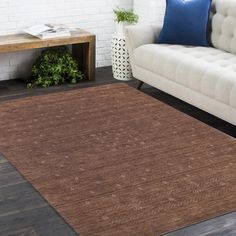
[0,29,96,81]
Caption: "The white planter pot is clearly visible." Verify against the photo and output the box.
[111,35,132,81]
[115,22,129,37]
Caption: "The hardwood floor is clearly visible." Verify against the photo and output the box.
[0,153,78,236]
[166,212,236,236]
[0,66,235,236]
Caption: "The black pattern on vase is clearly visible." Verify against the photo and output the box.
[111,36,132,81]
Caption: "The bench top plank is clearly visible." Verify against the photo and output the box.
[0,29,95,53]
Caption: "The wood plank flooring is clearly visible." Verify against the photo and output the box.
[166,212,236,236]
[0,66,235,235]
[0,153,78,236]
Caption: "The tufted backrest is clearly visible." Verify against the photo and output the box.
[211,0,236,54]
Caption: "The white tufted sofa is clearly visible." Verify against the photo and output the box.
[125,0,236,126]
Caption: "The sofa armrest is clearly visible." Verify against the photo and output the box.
[125,24,162,55]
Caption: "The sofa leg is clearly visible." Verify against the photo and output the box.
[137,81,144,90]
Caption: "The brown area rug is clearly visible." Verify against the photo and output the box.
[0,83,236,236]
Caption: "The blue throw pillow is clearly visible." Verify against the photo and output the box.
[157,0,212,46]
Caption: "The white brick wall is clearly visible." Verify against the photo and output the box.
[134,0,165,25]
[0,0,133,81]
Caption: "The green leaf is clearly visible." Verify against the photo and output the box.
[29,46,84,88]
[114,7,139,24]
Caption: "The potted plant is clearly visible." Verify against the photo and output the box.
[27,46,84,88]
[113,8,139,36]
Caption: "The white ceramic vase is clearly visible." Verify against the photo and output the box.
[111,34,132,81]
[115,22,129,37]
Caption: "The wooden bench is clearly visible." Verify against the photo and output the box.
[0,29,96,81]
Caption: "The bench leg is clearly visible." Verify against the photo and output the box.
[87,36,96,81]
[72,36,96,81]
[137,81,144,90]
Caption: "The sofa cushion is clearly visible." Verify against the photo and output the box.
[133,44,236,108]
[158,0,212,46]
[211,0,236,54]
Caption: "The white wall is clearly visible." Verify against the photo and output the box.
[0,0,133,81]
[134,0,165,25]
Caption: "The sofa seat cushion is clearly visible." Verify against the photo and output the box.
[133,44,236,108]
